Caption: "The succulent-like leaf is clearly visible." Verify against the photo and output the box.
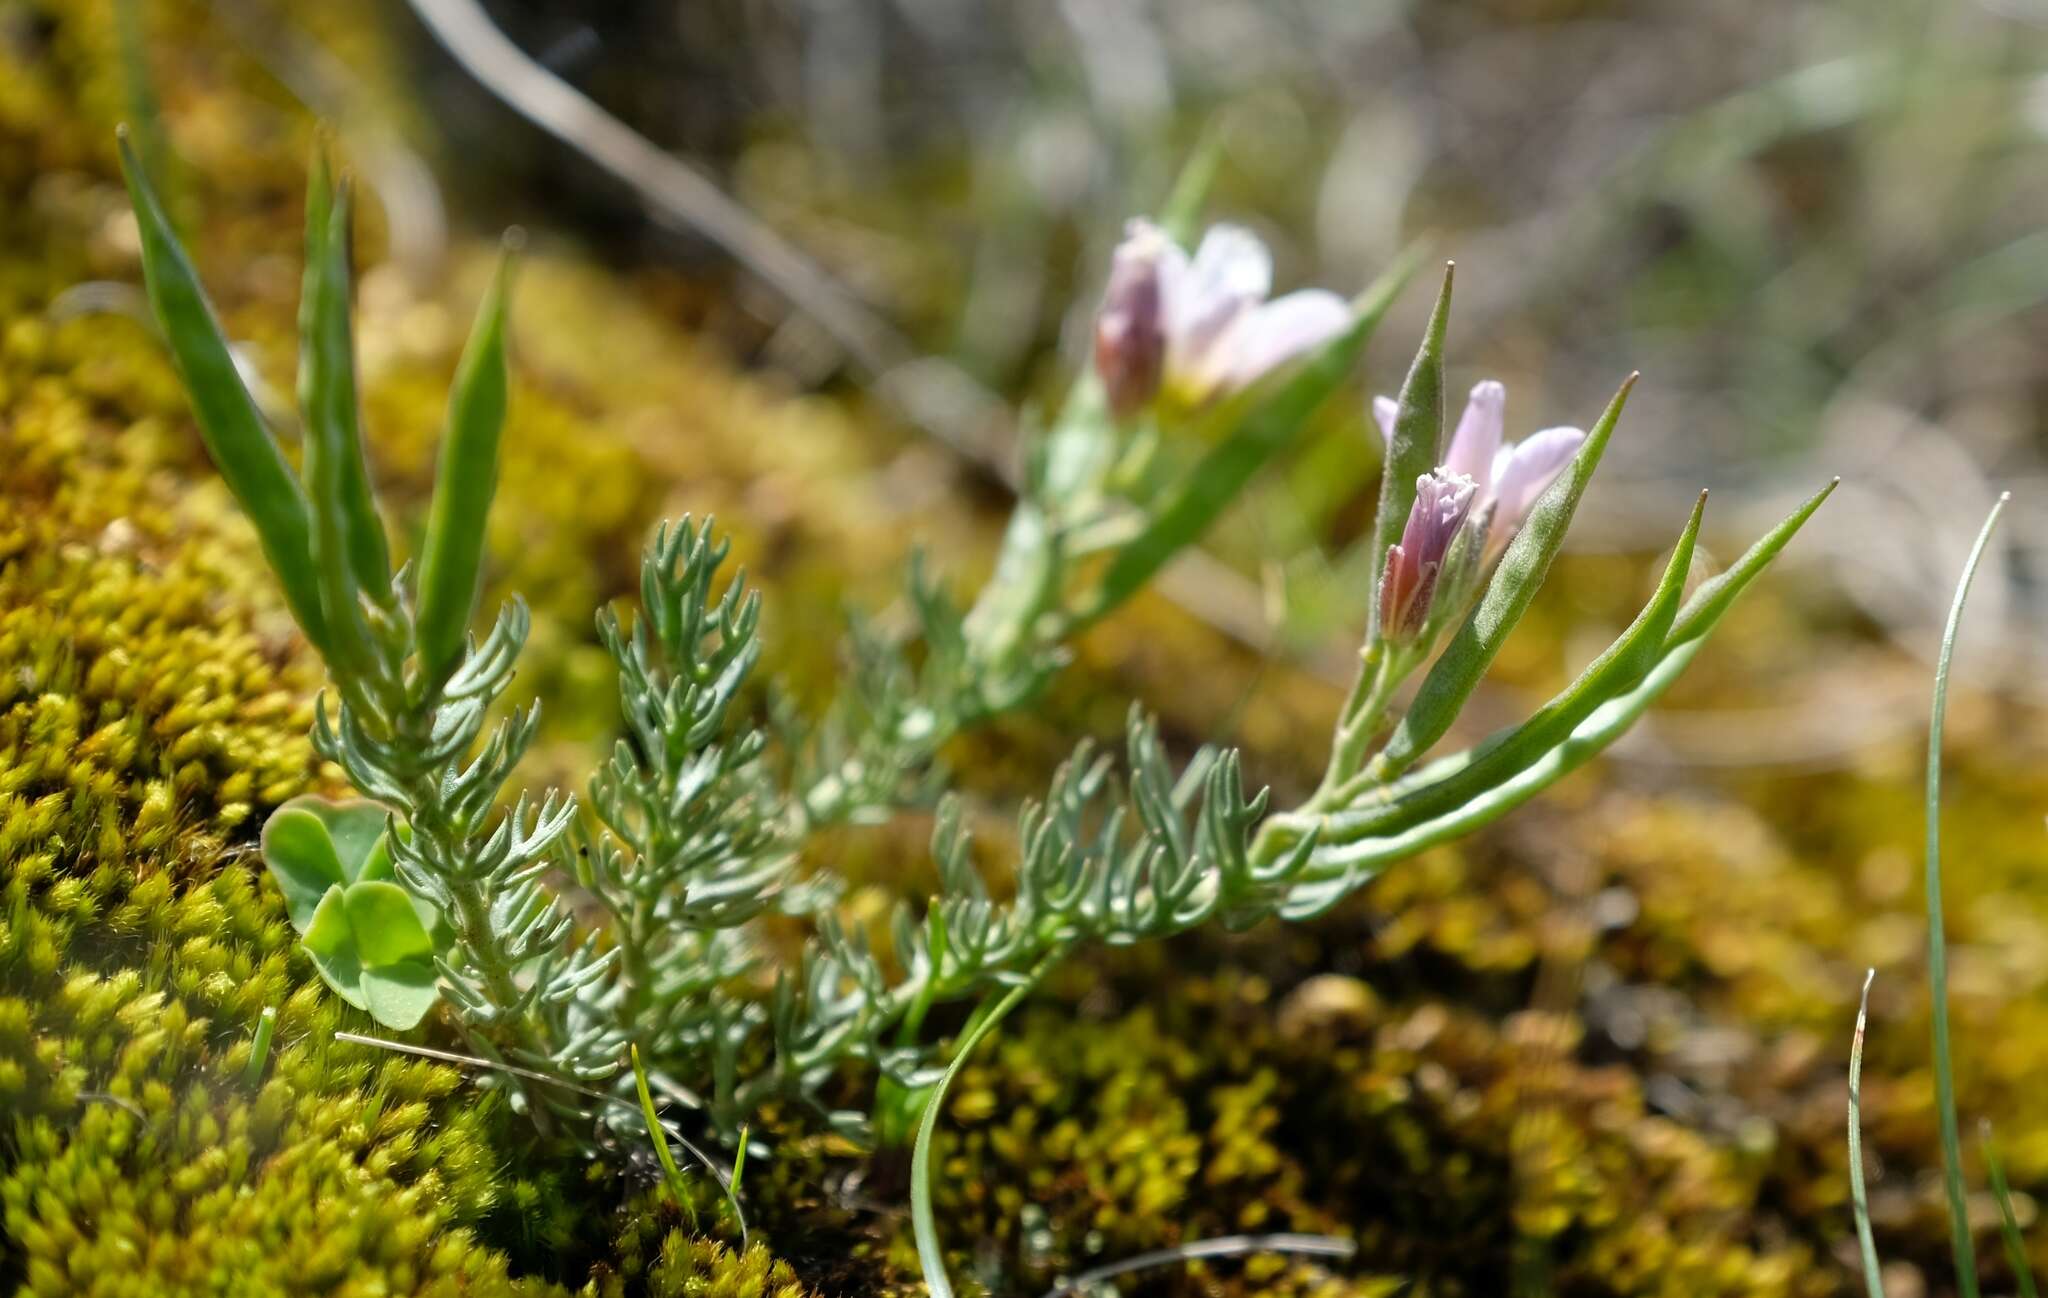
[301,886,370,1011]
[358,962,440,1031]
[1365,262,1454,646]
[297,880,445,1027]
[1373,372,1636,776]
[345,880,437,966]
[261,808,349,930]
[262,795,402,931]
[415,242,518,689]
[1083,247,1423,627]
[116,129,329,652]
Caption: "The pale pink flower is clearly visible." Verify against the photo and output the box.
[1094,219,1351,413]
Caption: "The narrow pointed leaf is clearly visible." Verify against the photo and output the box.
[1365,261,1454,645]
[1373,372,1637,776]
[117,129,328,651]
[1667,478,1839,645]
[1081,246,1423,627]
[416,241,517,688]
[1331,491,1705,836]
[913,968,1048,1298]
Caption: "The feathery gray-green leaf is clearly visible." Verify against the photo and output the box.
[117,128,329,653]
[1372,372,1636,777]
[415,239,518,688]
[1083,246,1422,627]
[1366,261,1454,646]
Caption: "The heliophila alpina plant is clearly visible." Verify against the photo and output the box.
[119,128,1831,1234]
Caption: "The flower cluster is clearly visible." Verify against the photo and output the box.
[1371,380,1586,650]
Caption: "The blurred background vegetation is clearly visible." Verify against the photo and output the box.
[4,0,2048,1295]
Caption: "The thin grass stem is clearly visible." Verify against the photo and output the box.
[1926,492,2008,1298]
[1982,1120,2038,1298]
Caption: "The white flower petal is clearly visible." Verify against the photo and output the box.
[1216,289,1352,393]
[1491,426,1586,525]
[1166,224,1270,384]
[1371,395,1399,450]
[1443,380,1505,484]
[1184,224,1272,314]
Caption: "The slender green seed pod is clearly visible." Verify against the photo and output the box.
[414,237,518,690]
[298,154,392,603]
[296,168,381,673]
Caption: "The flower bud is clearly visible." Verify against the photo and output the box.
[1377,470,1478,646]
[1094,221,1171,418]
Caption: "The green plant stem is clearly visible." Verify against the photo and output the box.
[1311,642,1407,808]
[1927,493,2007,1298]
[384,703,562,1136]
[912,961,1054,1298]
[242,1006,278,1088]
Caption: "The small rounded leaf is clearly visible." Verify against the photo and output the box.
[343,880,436,967]
[358,962,439,1030]
[301,887,368,1011]
[301,885,353,958]
[261,808,347,931]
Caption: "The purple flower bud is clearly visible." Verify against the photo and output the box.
[1094,221,1172,417]
[1378,469,1478,645]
